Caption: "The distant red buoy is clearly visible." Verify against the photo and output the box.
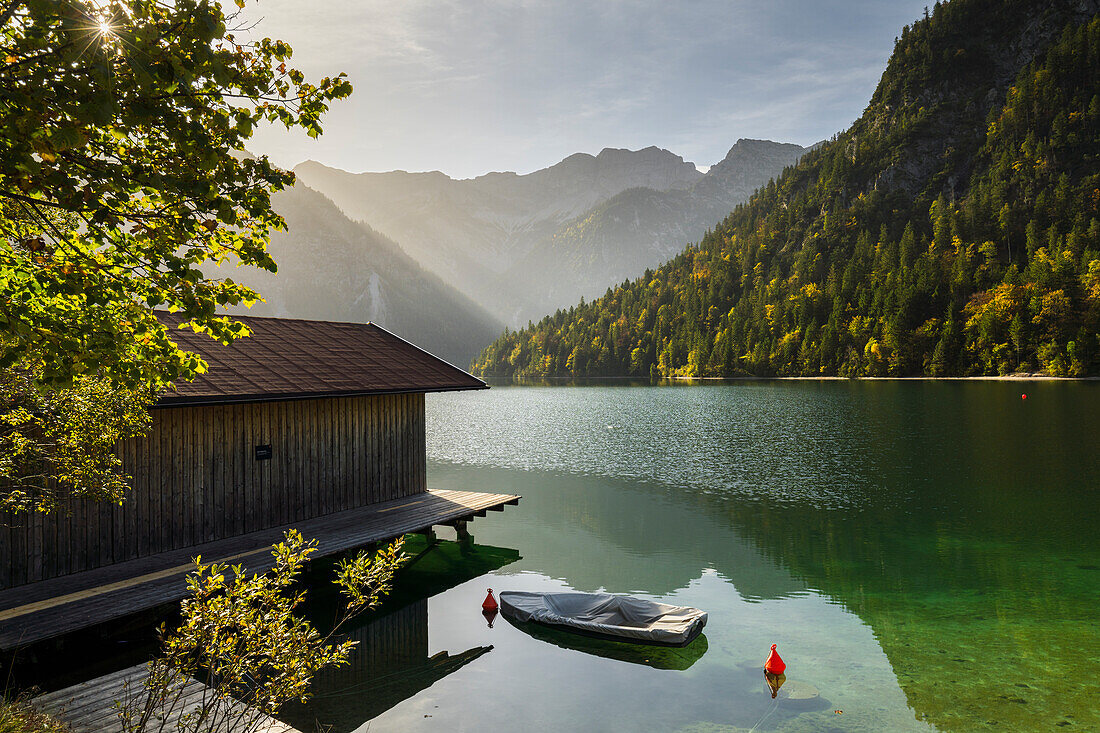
[764,644,786,675]
[482,588,498,611]
[1021,393,1027,400]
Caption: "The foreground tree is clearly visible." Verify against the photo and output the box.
[0,0,351,510]
[118,532,406,733]
[0,9,410,730]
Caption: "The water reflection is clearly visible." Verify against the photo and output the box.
[422,465,917,731]
[281,538,521,733]
[504,619,709,671]
[279,599,493,733]
[420,382,1100,732]
[431,464,806,601]
[765,670,786,699]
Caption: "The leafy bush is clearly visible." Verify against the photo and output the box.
[118,531,405,733]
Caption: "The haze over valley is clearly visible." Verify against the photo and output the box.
[277,139,806,341]
[231,182,502,368]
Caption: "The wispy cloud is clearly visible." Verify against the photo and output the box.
[239,0,929,177]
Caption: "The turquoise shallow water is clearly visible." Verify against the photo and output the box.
[300,381,1100,732]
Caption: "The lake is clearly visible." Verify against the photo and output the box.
[287,381,1100,732]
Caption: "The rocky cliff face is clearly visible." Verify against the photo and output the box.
[859,0,1100,201]
[696,139,808,200]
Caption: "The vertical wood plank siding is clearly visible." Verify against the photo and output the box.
[0,393,426,589]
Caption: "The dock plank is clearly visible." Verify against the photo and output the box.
[33,662,301,733]
[0,489,518,651]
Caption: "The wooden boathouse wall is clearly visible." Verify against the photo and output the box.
[0,392,425,589]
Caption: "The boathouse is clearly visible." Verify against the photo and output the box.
[0,314,519,649]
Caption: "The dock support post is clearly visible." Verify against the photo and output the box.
[453,519,471,542]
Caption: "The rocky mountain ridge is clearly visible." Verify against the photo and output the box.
[503,139,808,319]
[296,140,806,325]
[294,146,700,267]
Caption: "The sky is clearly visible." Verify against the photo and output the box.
[238,0,931,179]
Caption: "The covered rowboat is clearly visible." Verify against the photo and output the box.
[499,591,707,647]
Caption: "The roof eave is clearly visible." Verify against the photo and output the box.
[153,382,489,409]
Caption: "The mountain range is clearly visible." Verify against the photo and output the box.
[474,0,1100,378]
[504,139,809,320]
[293,139,807,325]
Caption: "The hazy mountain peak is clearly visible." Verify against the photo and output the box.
[718,138,807,163]
[545,145,699,186]
[596,144,673,159]
[559,151,597,165]
[703,139,808,185]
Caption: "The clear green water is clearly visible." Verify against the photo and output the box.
[297,381,1100,732]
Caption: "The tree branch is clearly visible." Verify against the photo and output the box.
[1,43,76,76]
[0,190,72,210]
[17,198,65,243]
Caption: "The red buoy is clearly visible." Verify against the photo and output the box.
[482,608,498,628]
[764,644,786,675]
[1021,393,1027,400]
[482,588,498,611]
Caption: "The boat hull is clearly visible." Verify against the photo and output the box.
[499,591,707,648]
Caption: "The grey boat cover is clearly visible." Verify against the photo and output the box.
[499,591,707,646]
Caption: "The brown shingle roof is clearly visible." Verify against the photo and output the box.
[156,313,486,407]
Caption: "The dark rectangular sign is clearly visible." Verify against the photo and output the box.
[254,444,272,461]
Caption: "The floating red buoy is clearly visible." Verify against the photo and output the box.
[764,643,786,675]
[1021,393,1027,400]
[482,588,498,611]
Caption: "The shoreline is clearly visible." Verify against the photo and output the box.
[482,374,1099,384]
[681,374,1098,382]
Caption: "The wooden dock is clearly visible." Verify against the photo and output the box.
[33,662,302,733]
[0,489,519,650]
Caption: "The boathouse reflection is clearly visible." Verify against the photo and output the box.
[278,598,490,733]
[279,538,520,732]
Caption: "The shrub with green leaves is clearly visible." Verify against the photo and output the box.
[120,531,406,733]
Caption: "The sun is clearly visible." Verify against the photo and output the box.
[97,20,113,36]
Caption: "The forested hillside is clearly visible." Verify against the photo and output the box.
[474,0,1100,378]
